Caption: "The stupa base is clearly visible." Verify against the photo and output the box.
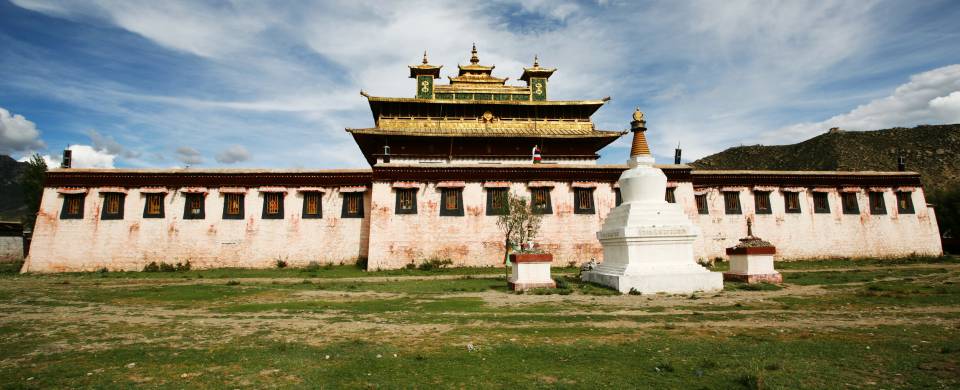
[582,268,723,295]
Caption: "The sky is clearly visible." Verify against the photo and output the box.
[1,0,959,169]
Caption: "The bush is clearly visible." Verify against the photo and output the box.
[175,261,191,272]
[303,261,321,272]
[417,258,453,271]
[97,267,109,274]
[275,259,288,269]
[554,277,569,290]
[159,262,176,272]
[142,262,160,272]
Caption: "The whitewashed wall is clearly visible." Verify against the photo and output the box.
[366,181,616,269]
[22,187,369,272]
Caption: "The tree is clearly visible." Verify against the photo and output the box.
[21,154,47,230]
[496,192,543,277]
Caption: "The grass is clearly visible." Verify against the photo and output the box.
[0,256,958,388]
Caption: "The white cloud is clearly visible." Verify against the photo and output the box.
[215,144,250,164]
[0,106,46,154]
[175,146,203,165]
[769,64,960,142]
[24,144,117,168]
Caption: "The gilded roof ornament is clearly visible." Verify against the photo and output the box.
[470,43,479,64]
[533,55,539,68]
[632,107,645,123]
[422,51,429,64]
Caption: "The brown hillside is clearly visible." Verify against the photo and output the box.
[691,124,960,191]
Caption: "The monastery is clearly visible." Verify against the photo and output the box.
[21,46,943,272]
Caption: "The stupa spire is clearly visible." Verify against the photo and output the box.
[629,107,650,158]
[422,50,429,64]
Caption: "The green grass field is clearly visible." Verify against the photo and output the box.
[1,257,958,388]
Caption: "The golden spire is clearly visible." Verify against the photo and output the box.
[630,107,651,158]
[422,50,429,64]
[533,55,539,68]
[470,43,479,64]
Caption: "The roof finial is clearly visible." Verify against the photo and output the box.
[746,217,753,237]
[470,43,479,64]
[533,54,539,67]
[422,50,429,64]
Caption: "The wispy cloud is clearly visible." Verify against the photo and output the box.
[2,0,959,168]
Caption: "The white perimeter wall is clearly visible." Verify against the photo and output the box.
[23,187,369,272]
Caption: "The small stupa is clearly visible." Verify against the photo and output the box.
[581,108,723,294]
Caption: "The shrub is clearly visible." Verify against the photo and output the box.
[417,257,453,271]
[304,261,321,272]
[97,267,109,274]
[142,262,159,272]
[275,259,288,269]
[159,262,176,272]
[175,261,191,272]
[554,277,569,290]
[736,372,764,390]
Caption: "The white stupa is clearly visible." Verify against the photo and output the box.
[581,108,723,294]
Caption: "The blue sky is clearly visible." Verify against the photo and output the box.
[1,0,959,168]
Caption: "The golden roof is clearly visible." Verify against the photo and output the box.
[408,51,442,78]
[348,115,625,138]
[520,55,557,82]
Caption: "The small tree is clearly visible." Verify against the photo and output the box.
[496,192,543,277]
[21,153,47,230]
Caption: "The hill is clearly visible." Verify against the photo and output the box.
[691,124,960,191]
[0,155,27,222]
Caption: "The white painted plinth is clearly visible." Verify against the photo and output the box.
[509,258,555,291]
[729,253,775,275]
[581,155,723,294]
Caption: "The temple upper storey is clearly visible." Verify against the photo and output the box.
[349,46,625,166]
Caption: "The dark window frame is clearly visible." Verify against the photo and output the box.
[223,193,245,220]
[841,192,860,215]
[262,192,285,219]
[531,187,553,215]
[896,191,915,214]
[101,192,125,220]
[395,188,418,215]
[695,194,709,215]
[143,193,165,218]
[183,193,206,220]
[486,188,508,216]
[784,191,801,214]
[439,188,464,217]
[813,192,830,214]
[60,193,86,219]
[302,192,323,219]
[753,191,772,214]
[574,188,595,214]
[869,191,887,215]
[665,187,676,203]
[341,192,364,218]
[723,191,742,215]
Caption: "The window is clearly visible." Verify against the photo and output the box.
[262,192,284,219]
[614,188,622,206]
[60,194,85,219]
[574,188,595,214]
[754,191,771,214]
[665,187,676,203]
[101,193,125,220]
[143,193,164,218]
[723,191,742,214]
[896,191,915,214]
[183,193,205,219]
[395,189,417,214]
[486,188,508,216]
[784,192,801,214]
[439,188,464,216]
[341,192,364,218]
[302,192,322,219]
[531,187,552,214]
[813,192,830,214]
[695,194,709,215]
[841,192,859,214]
[223,193,244,219]
[869,192,887,215]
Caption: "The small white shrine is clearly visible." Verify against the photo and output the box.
[581,109,724,294]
